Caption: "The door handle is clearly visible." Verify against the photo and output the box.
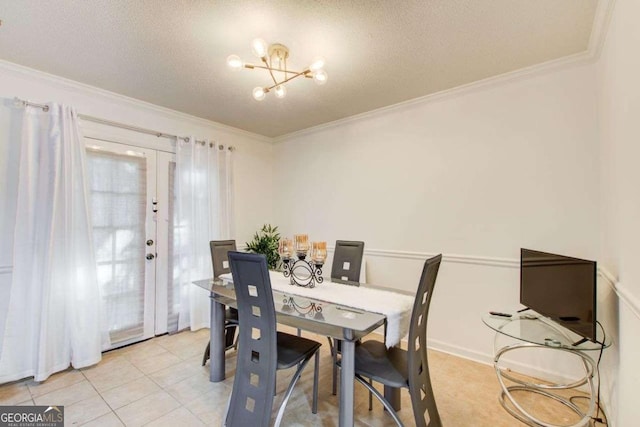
[146,253,155,260]
[146,239,154,246]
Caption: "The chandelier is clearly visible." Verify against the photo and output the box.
[227,38,327,101]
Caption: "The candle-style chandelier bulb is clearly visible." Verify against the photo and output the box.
[251,38,268,58]
[274,85,287,99]
[226,55,243,70]
[252,87,266,101]
[309,57,325,72]
[313,70,328,85]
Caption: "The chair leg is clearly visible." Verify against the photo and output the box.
[355,374,404,427]
[327,336,335,355]
[312,351,319,414]
[274,351,317,427]
[225,324,237,349]
[233,330,239,350]
[368,378,373,411]
[202,341,210,366]
[222,392,232,427]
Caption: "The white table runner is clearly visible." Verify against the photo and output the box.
[219,271,414,348]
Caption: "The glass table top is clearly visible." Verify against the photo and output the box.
[193,277,389,340]
[482,312,611,351]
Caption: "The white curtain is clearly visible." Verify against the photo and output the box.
[176,138,234,331]
[0,103,106,383]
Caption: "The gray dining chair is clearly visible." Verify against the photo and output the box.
[343,254,443,427]
[331,240,365,283]
[202,240,240,366]
[329,240,365,395]
[225,251,322,427]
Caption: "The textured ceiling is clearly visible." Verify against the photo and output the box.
[0,0,598,137]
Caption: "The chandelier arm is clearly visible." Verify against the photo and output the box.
[262,57,279,86]
[264,69,311,91]
[246,64,304,75]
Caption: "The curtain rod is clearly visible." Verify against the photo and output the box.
[12,97,235,151]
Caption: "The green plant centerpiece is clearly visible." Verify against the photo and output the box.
[245,224,281,270]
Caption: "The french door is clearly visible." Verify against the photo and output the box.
[85,138,177,349]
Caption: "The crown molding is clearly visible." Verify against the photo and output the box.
[273,52,592,143]
[587,0,617,61]
[0,59,272,144]
[273,0,616,144]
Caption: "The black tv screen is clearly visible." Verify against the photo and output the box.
[520,249,597,343]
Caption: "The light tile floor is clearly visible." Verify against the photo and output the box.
[0,327,594,426]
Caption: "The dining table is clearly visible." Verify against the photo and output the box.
[192,270,415,426]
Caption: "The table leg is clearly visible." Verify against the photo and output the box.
[339,337,355,427]
[209,294,225,382]
[384,385,401,411]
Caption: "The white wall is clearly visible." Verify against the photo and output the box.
[275,64,600,257]
[0,61,274,343]
[273,64,601,380]
[597,0,640,424]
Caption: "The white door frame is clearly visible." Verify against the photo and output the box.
[155,151,175,335]
[85,137,170,348]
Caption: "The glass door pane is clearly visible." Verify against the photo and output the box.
[85,140,157,347]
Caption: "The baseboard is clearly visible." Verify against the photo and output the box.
[426,337,494,366]
[431,338,585,385]
[367,332,585,388]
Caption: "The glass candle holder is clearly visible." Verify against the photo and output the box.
[294,234,309,255]
[312,241,327,264]
[279,238,292,259]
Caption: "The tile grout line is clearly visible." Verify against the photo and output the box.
[69,370,117,426]
[79,355,141,426]
[92,350,185,426]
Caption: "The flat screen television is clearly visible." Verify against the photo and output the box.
[520,249,597,343]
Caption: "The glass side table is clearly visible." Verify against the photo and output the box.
[482,313,611,427]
